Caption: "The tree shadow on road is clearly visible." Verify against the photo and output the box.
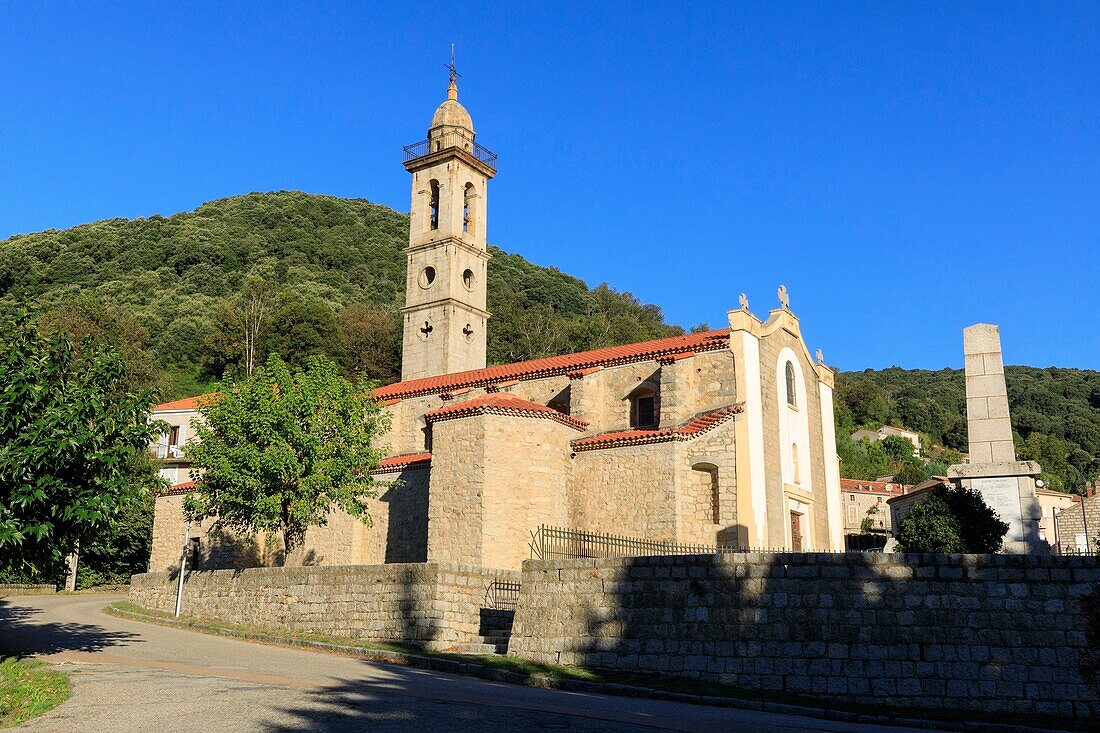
[0,598,140,657]
[257,664,658,733]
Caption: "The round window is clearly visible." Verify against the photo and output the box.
[419,266,436,288]
[462,269,475,290]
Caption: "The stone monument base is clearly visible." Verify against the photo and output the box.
[947,461,1047,554]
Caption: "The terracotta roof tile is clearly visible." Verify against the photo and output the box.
[425,393,588,431]
[571,404,743,452]
[840,478,908,495]
[154,393,216,412]
[162,480,198,496]
[373,452,432,474]
[375,329,730,401]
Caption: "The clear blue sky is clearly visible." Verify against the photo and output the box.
[2,2,1097,371]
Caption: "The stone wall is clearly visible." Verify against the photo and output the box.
[129,562,518,650]
[148,468,429,572]
[509,553,1100,720]
[0,584,55,597]
[1054,493,1100,554]
[428,412,574,569]
[570,442,678,541]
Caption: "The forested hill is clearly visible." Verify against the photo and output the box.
[3,191,1097,490]
[0,191,682,397]
[834,367,1100,491]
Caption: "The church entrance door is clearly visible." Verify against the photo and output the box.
[790,511,802,551]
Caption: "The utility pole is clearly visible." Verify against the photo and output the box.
[175,520,191,618]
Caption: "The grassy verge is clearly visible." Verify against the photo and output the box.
[107,601,1085,732]
[0,657,69,729]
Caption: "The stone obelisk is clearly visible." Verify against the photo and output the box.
[947,324,1046,553]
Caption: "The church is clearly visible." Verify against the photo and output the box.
[148,72,845,572]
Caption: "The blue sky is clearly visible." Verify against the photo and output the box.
[1,2,1097,371]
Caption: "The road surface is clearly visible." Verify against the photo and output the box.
[1,594,936,732]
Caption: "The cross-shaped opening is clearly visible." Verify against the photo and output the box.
[420,321,433,338]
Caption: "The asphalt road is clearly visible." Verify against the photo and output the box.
[0,594,935,733]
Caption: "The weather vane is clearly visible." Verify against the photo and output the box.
[445,43,461,83]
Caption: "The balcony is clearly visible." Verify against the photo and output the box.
[152,444,186,461]
[403,132,497,168]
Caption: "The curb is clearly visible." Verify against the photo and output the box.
[104,604,1074,733]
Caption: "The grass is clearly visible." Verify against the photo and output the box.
[107,601,1089,732]
[0,657,69,729]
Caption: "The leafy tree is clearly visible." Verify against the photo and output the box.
[881,435,915,461]
[0,314,163,579]
[894,459,928,486]
[37,294,161,391]
[262,295,342,371]
[75,490,156,588]
[894,485,1009,553]
[183,355,389,561]
[338,301,400,383]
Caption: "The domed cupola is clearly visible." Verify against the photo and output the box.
[430,74,475,135]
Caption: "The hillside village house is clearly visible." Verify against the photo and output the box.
[839,479,907,548]
[850,425,921,456]
[148,73,845,572]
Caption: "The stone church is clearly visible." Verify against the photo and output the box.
[148,73,844,572]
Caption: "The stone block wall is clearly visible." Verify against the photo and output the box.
[509,553,1100,720]
[149,470,429,572]
[129,562,518,650]
[570,442,678,541]
[1054,493,1100,554]
[0,584,56,597]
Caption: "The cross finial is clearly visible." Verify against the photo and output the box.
[445,43,461,100]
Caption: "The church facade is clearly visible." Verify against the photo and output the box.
[148,74,844,572]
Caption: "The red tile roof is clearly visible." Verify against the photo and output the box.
[162,480,198,496]
[571,404,743,452]
[154,393,216,412]
[374,329,731,401]
[425,393,589,431]
[840,478,908,495]
[372,452,432,474]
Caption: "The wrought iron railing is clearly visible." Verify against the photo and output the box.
[528,525,786,561]
[403,132,498,167]
[483,580,521,610]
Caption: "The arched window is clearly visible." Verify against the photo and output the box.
[463,183,475,235]
[429,181,440,231]
[791,443,801,484]
[785,361,797,408]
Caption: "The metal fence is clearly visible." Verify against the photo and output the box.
[528,525,789,561]
[483,580,521,610]
[403,132,498,167]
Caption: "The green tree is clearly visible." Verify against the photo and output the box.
[338,301,400,383]
[894,459,929,486]
[262,295,342,371]
[881,435,916,461]
[0,314,163,579]
[183,355,388,561]
[75,490,156,588]
[895,485,1009,554]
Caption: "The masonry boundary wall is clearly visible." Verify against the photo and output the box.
[508,552,1100,721]
[129,562,519,651]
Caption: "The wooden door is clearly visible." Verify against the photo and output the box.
[790,511,803,551]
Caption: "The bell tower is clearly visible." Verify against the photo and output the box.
[400,65,497,381]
